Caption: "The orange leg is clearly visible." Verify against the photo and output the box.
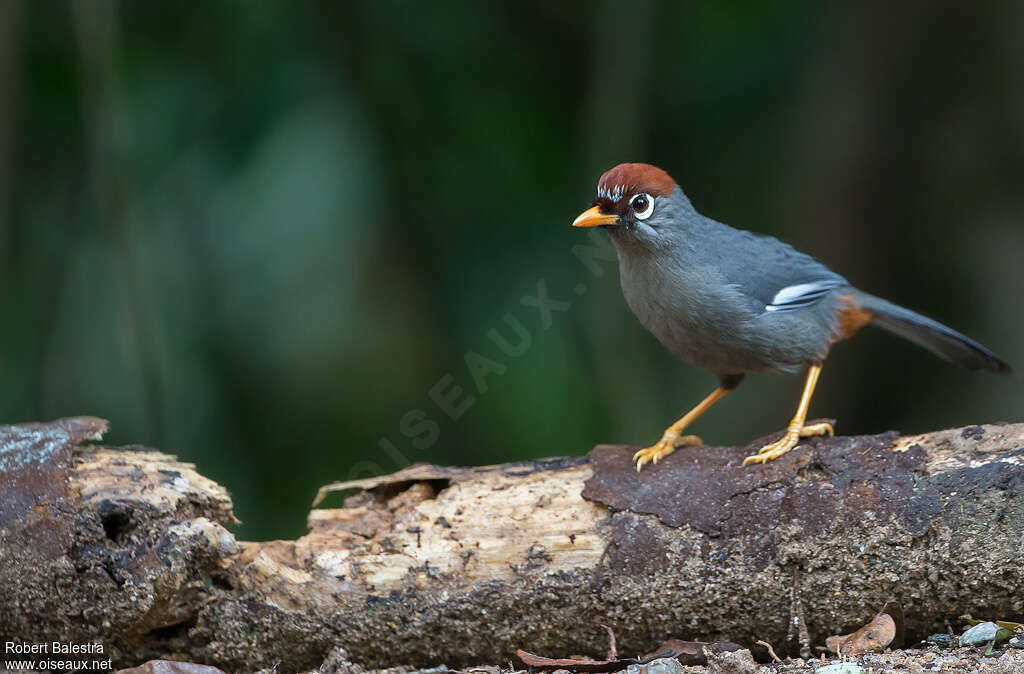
[633,385,732,472]
[742,364,833,465]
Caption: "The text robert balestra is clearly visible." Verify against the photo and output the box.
[5,641,105,655]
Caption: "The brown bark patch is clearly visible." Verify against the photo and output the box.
[582,428,941,567]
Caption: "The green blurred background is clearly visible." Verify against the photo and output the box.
[2,1,1021,540]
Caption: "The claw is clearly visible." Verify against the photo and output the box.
[743,422,834,466]
[742,431,799,465]
[633,434,702,472]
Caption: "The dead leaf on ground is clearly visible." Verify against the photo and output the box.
[516,648,671,672]
[518,635,743,671]
[826,603,904,656]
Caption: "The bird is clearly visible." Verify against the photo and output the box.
[572,163,1011,470]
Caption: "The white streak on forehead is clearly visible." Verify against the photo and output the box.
[597,184,627,201]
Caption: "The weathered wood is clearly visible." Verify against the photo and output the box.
[1,418,1022,672]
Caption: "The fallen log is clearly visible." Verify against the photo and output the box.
[1,417,1022,672]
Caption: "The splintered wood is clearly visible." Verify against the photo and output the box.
[305,461,606,590]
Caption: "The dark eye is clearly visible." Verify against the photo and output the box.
[629,193,655,219]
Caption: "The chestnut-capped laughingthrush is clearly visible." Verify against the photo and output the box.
[572,163,1011,470]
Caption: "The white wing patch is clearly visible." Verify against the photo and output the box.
[765,280,842,312]
[771,282,824,305]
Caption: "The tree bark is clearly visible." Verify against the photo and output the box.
[1,417,1022,672]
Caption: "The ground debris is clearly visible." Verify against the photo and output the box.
[960,618,1019,650]
[434,646,1024,673]
[643,640,744,667]
[825,602,903,656]
[515,649,670,672]
[115,662,226,674]
[962,621,1002,645]
[515,637,747,673]
[624,657,686,674]
[703,647,756,674]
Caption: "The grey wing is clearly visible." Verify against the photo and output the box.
[702,223,850,371]
[713,226,848,315]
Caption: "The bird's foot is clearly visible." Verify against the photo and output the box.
[742,430,799,465]
[742,422,833,466]
[633,433,702,472]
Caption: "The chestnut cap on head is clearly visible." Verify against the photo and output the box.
[572,163,678,228]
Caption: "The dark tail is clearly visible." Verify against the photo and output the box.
[855,292,1012,374]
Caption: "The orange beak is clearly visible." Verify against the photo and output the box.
[572,205,619,228]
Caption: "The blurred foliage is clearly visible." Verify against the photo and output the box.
[1,1,1021,540]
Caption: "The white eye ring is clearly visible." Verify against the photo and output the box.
[629,193,655,220]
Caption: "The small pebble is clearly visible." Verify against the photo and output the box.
[625,657,683,674]
[815,664,866,674]
[961,621,1000,645]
